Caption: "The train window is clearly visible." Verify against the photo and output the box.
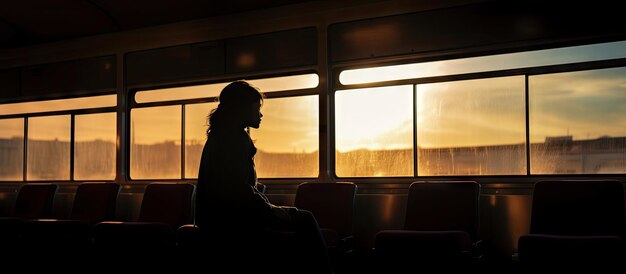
[133,73,319,180]
[135,73,319,103]
[74,113,116,180]
[136,83,226,104]
[250,95,319,178]
[530,67,626,174]
[184,102,217,178]
[339,40,626,85]
[27,115,71,180]
[182,96,320,179]
[0,95,116,115]
[416,76,526,176]
[130,106,182,179]
[335,85,413,177]
[0,118,24,181]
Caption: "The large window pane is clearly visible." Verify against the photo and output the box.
[530,67,626,174]
[184,103,217,179]
[250,96,319,178]
[131,106,181,179]
[335,86,413,177]
[417,77,526,175]
[0,118,24,181]
[27,115,70,180]
[74,113,116,180]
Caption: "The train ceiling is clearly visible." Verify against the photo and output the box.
[0,0,314,49]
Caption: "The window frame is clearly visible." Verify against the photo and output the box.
[127,71,322,182]
[0,95,117,183]
[331,41,626,180]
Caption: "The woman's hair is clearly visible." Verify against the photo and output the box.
[207,80,263,135]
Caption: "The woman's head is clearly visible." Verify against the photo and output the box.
[208,81,264,133]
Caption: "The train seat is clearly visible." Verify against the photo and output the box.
[21,182,121,251]
[92,183,195,254]
[294,182,358,259]
[375,181,481,269]
[517,180,625,268]
[0,184,58,254]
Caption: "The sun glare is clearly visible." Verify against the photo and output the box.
[335,85,413,152]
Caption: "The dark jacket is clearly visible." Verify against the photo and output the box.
[195,128,273,231]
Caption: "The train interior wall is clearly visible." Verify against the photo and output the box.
[0,0,625,266]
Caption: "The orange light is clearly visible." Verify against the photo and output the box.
[135,74,319,103]
[0,95,116,116]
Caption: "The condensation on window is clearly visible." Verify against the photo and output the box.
[416,76,527,176]
[0,118,24,181]
[530,67,626,174]
[335,86,413,177]
[184,102,217,179]
[130,106,182,179]
[250,95,319,178]
[27,115,71,180]
[74,113,116,180]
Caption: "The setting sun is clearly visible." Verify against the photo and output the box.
[335,85,413,152]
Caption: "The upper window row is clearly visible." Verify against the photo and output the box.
[0,95,116,116]
[339,40,626,85]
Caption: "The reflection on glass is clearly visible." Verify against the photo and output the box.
[0,95,116,116]
[0,118,24,181]
[27,115,70,180]
[335,86,413,177]
[184,103,217,178]
[74,113,116,180]
[340,40,626,84]
[130,106,181,179]
[250,95,319,178]
[136,73,319,103]
[416,77,526,175]
[530,67,626,174]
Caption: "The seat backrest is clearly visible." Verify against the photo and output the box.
[294,182,357,238]
[70,183,121,224]
[138,183,195,228]
[404,181,480,241]
[530,180,624,236]
[13,184,58,219]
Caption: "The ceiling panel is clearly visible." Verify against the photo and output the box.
[0,0,313,49]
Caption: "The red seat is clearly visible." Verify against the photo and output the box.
[375,181,481,269]
[295,182,357,268]
[93,183,195,254]
[21,183,121,251]
[0,184,58,254]
[518,180,625,268]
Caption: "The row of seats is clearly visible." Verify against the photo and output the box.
[0,182,357,258]
[1,180,624,269]
[374,180,626,271]
[0,183,195,256]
